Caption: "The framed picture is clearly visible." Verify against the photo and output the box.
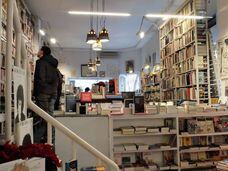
[125,60,134,73]
[81,64,97,77]
[99,71,105,77]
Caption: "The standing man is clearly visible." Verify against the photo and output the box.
[33,46,59,144]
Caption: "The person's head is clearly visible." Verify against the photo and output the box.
[85,87,90,92]
[37,46,51,58]
[17,85,24,115]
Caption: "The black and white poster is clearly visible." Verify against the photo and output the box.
[13,67,33,145]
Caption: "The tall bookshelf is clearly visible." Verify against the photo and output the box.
[0,0,37,138]
[160,0,210,104]
[141,68,161,103]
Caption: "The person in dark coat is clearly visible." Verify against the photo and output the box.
[33,46,59,145]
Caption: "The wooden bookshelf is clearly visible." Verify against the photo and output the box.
[141,66,161,103]
[160,0,210,104]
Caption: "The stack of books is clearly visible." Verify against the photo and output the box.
[133,126,147,134]
[121,126,135,135]
[109,101,123,115]
[217,160,228,171]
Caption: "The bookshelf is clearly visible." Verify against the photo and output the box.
[109,110,228,171]
[0,0,37,138]
[110,114,179,170]
[141,66,161,103]
[160,0,211,104]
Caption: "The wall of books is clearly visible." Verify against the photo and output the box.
[0,0,37,137]
[160,0,210,104]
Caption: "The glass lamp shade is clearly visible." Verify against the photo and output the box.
[92,39,102,51]
[99,27,109,42]
[86,29,97,44]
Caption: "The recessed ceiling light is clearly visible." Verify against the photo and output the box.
[68,11,131,17]
[50,38,57,44]
[139,31,145,39]
[145,14,212,20]
[39,29,45,36]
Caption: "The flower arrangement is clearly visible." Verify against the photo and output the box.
[0,142,61,167]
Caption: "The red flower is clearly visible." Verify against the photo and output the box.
[0,142,61,167]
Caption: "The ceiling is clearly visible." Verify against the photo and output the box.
[25,0,199,50]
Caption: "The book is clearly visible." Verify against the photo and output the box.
[147,127,159,133]
[121,126,135,135]
[123,143,137,151]
[136,143,148,151]
[113,144,125,152]
[65,159,77,171]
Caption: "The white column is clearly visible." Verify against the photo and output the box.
[5,0,14,141]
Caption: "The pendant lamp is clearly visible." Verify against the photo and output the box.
[92,38,102,51]
[86,29,97,44]
[99,27,109,42]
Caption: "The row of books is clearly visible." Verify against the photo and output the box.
[177,87,196,100]
[217,160,228,171]
[180,144,228,152]
[176,72,196,87]
[160,42,174,58]
[144,92,160,102]
[161,77,175,90]
[114,143,174,152]
[160,30,174,49]
[114,126,176,135]
[180,160,216,168]
[175,58,194,74]
[160,20,174,38]
[174,0,194,25]
[174,19,195,38]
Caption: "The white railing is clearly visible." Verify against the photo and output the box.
[5,0,119,170]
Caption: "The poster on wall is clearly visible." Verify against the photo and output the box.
[81,64,97,77]
[218,38,228,79]
[125,60,134,73]
[13,67,33,145]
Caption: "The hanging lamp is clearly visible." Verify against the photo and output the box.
[93,0,102,51]
[86,0,97,44]
[99,0,109,42]
[92,38,102,51]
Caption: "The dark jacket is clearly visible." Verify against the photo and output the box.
[33,55,59,97]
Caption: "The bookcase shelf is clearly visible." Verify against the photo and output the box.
[110,110,228,170]
[114,132,177,138]
[114,147,178,154]
[160,0,211,104]
[179,132,228,137]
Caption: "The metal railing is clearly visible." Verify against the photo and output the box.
[5,0,119,170]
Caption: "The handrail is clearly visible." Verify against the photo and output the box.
[8,0,120,170]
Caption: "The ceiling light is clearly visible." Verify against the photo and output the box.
[68,11,131,17]
[99,27,109,42]
[145,14,212,20]
[86,29,97,44]
[39,29,45,36]
[144,64,150,69]
[92,39,102,51]
[50,38,57,44]
[139,31,145,39]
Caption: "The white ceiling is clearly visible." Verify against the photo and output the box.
[25,0,188,50]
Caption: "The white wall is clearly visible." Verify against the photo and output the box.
[53,31,160,82]
[119,48,142,74]
[217,0,228,98]
[141,31,160,68]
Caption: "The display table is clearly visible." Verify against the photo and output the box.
[55,114,110,170]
